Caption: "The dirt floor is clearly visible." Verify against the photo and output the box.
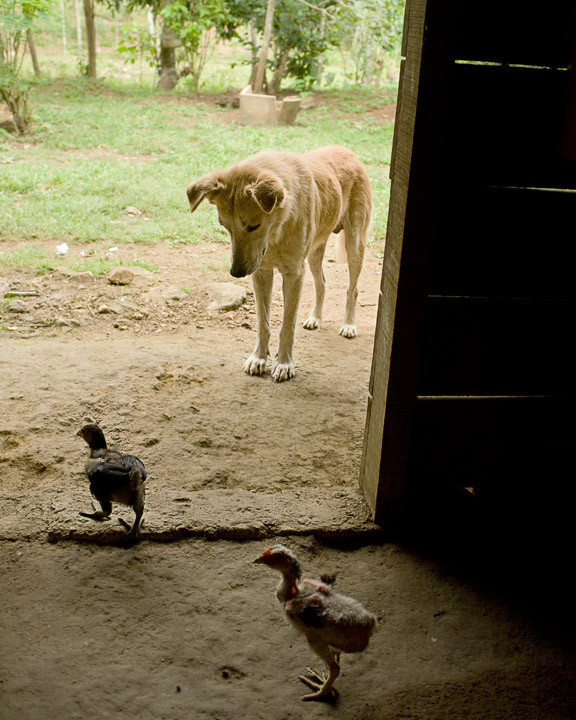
[1,238,576,719]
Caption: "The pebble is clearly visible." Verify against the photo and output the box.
[7,300,29,313]
[107,268,134,286]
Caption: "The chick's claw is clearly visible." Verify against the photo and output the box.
[79,510,110,521]
[299,669,339,703]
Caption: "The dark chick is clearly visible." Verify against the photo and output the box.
[254,544,378,702]
[76,424,147,540]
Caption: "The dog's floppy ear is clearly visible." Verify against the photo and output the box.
[246,175,286,214]
[186,173,225,213]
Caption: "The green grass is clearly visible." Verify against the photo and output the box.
[0,244,55,274]
[1,45,395,259]
[0,242,159,277]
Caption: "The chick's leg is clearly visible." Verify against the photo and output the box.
[299,643,340,701]
[80,498,112,521]
[299,660,340,701]
[119,481,145,536]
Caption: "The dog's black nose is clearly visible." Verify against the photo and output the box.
[230,264,246,278]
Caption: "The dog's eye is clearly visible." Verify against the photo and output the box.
[246,224,260,233]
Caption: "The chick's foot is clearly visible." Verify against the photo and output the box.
[298,668,339,703]
[79,511,110,521]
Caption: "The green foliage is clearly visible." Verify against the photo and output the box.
[161,0,232,94]
[0,0,50,131]
[347,0,404,84]
[117,22,159,76]
[227,0,404,92]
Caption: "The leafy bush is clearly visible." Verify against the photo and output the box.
[0,0,49,132]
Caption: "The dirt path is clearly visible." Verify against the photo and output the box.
[2,239,576,719]
[1,237,382,542]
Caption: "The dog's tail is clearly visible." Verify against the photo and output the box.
[334,230,347,264]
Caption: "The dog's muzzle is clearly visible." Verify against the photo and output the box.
[230,247,267,278]
[230,263,248,278]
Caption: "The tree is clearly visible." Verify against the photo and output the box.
[230,0,343,94]
[347,0,404,86]
[160,0,230,93]
[0,0,49,132]
[120,0,234,92]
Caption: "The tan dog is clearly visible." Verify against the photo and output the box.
[186,145,372,382]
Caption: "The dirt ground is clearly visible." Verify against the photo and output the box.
[1,237,576,719]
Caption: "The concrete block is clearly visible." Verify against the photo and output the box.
[239,86,277,125]
[278,96,302,125]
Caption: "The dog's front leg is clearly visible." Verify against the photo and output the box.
[244,266,273,376]
[272,268,304,382]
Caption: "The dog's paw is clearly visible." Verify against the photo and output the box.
[339,323,358,338]
[271,361,295,382]
[303,316,320,331]
[244,354,267,376]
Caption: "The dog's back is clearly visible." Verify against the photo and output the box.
[303,145,372,237]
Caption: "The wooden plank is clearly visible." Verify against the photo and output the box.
[426,0,575,68]
[417,297,568,396]
[359,0,430,523]
[426,187,575,299]
[406,395,569,489]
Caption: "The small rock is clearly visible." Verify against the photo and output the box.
[145,286,189,303]
[54,317,79,327]
[208,282,247,311]
[7,299,29,313]
[124,206,143,216]
[57,268,95,282]
[107,268,134,286]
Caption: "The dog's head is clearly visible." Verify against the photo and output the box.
[186,164,287,278]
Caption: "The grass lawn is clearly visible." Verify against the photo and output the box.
[1,39,396,273]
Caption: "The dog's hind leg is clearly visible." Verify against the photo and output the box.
[244,266,274,376]
[303,241,328,331]
[340,224,367,339]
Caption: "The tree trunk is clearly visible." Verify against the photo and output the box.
[83,0,97,77]
[315,12,326,86]
[269,47,290,95]
[253,0,275,94]
[74,0,82,52]
[26,31,41,77]
[156,25,179,90]
[1,85,30,134]
[247,20,259,88]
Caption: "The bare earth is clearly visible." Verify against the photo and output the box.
[1,238,575,719]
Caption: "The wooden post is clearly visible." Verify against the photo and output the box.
[359,0,430,525]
